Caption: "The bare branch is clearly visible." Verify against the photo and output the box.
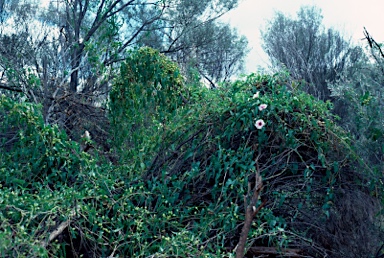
[235,164,265,258]
[0,82,22,92]
[364,27,384,59]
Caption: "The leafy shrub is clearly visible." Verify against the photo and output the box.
[0,95,92,190]
[0,95,98,257]
[109,47,188,169]
[109,62,381,257]
[139,72,355,256]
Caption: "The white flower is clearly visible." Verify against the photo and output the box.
[82,130,91,140]
[254,119,265,129]
[258,104,267,111]
[252,92,260,99]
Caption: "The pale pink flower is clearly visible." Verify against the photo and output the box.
[254,119,265,129]
[252,92,260,99]
[258,104,267,111]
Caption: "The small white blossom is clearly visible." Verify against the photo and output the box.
[254,119,265,129]
[82,130,91,140]
[252,92,260,99]
[258,104,268,111]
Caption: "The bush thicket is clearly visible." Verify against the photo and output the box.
[0,47,383,257]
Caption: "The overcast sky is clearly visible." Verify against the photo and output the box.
[220,0,384,74]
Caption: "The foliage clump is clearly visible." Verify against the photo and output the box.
[0,95,90,190]
[0,95,96,257]
[109,47,188,166]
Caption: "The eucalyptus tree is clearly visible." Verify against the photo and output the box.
[0,0,44,97]
[39,0,168,93]
[261,6,362,100]
[1,0,243,96]
[0,0,247,135]
[136,0,247,86]
[184,22,248,87]
[328,28,384,169]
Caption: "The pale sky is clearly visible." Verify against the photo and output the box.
[220,0,384,73]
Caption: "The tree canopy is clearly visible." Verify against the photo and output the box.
[0,0,248,137]
[261,6,362,100]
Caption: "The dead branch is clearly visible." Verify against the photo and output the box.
[248,246,303,257]
[41,206,80,248]
[0,82,22,92]
[364,27,384,59]
[42,220,70,248]
[235,164,265,258]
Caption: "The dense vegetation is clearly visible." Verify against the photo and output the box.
[1,48,382,257]
[0,2,383,258]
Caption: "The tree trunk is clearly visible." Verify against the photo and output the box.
[70,46,84,93]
